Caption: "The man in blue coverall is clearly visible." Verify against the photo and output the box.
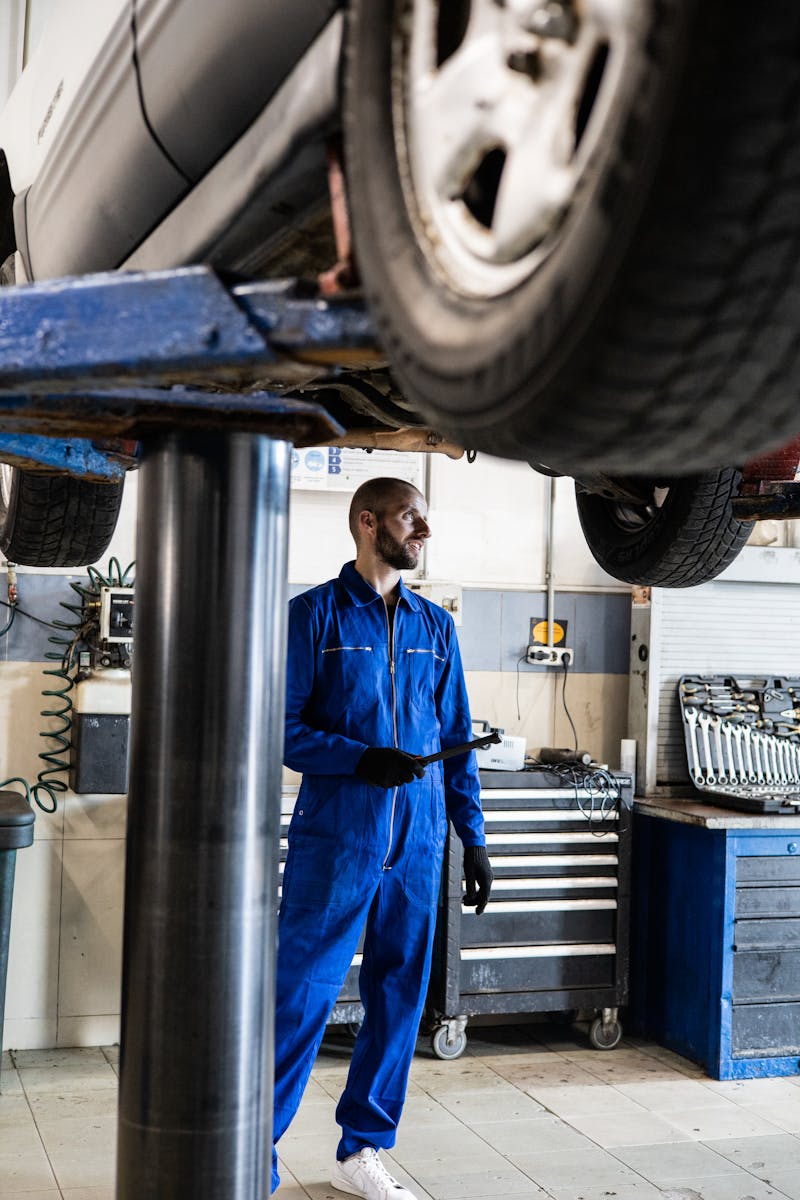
[272,476,492,1200]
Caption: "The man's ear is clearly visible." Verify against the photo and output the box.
[358,509,376,535]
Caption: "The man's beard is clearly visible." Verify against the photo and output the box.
[376,524,419,570]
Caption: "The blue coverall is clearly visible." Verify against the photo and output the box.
[272,561,484,1191]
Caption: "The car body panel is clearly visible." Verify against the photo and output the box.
[2,0,188,280]
[133,0,342,182]
[124,14,343,278]
[0,0,130,194]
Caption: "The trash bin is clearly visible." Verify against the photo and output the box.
[0,791,35,1091]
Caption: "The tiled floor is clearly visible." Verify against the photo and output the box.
[2,1025,800,1200]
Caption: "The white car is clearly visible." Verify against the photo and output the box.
[0,0,798,583]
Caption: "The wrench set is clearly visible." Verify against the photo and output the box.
[679,674,800,813]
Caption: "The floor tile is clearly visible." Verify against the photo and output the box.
[569,1188,662,1200]
[659,1175,792,1200]
[468,1114,594,1158]
[510,1145,648,1199]
[434,1090,545,1124]
[610,1141,742,1184]
[703,1133,800,1179]
[14,1047,117,1095]
[574,1109,691,1148]
[746,1101,800,1135]
[701,1078,800,1105]
[0,1192,62,1200]
[615,1078,729,1111]
[0,1144,59,1193]
[662,1105,785,1141]
[524,1082,646,1117]
[764,1171,800,1200]
[62,1189,116,1200]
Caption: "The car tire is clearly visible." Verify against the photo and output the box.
[0,254,125,567]
[0,466,125,568]
[344,1,800,474]
[575,469,753,587]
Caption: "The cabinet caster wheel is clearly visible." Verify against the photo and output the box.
[431,1025,467,1060]
[589,1015,622,1050]
[345,1021,363,1042]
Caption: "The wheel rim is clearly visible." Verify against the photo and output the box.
[0,464,14,515]
[605,485,670,535]
[394,0,643,298]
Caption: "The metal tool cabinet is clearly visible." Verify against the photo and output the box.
[632,797,800,1078]
[426,768,633,1058]
[279,790,364,1028]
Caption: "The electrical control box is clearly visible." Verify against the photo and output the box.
[99,586,134,643]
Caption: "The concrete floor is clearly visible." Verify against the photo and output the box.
[2,1025,800,1200]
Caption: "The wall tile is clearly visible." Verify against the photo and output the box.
[6,840,61,1026]
[63,794,127,842]
[58,841,124,1020]
[457,592,502,671]
[552,673,630,770]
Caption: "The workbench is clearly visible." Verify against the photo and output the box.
[631,796,800,1079]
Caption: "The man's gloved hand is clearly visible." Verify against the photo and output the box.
[463,845,493,915]
[356,747,425,789]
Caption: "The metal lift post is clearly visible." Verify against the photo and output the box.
[0,268,359,1199]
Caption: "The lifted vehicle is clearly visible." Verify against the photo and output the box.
[1,0,799,583]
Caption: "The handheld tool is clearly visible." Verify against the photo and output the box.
[416,730,501,767]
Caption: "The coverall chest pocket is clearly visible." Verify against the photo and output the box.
[319,644,375,699]
[403,647,444,711]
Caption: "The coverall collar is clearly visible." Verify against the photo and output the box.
[339,560,422,612]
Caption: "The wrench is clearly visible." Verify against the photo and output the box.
[742,725,757,783]
[710,716,727,784]
[754,732,770,784]
[769,736,782,785]
[722,722,737,784]
[684,707,705,787]
[776,739,789,786]
[731,724,747,784]
[698,711,716,785]
[790,743,800,783]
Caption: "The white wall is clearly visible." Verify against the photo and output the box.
[290,452,624,592]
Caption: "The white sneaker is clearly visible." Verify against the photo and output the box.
[331,1148,417,1200]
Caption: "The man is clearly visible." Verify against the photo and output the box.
[272,476,492,1200]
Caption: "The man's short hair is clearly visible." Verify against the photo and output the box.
[348,477,420,541]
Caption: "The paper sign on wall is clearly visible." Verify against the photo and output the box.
[290,447,424,492]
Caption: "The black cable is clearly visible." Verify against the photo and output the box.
[0,598,64,630]
[515,652,528,722]
[527,759,621,834]
[0,604,15,638]
[561,655,578,751]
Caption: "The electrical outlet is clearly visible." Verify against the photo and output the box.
[526,645,574,667]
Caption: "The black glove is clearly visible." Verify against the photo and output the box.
[463,845,493,915]
[356,747,425,789]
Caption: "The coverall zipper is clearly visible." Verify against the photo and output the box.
[383,599,398,870]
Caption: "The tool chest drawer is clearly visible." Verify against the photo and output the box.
[280,793,364,1023]
[428,768,632,1056]
[632,805,800,1079]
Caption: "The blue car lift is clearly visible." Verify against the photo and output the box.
[0,266,373,1200]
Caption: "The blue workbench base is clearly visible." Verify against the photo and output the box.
[631,809,800,1080]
